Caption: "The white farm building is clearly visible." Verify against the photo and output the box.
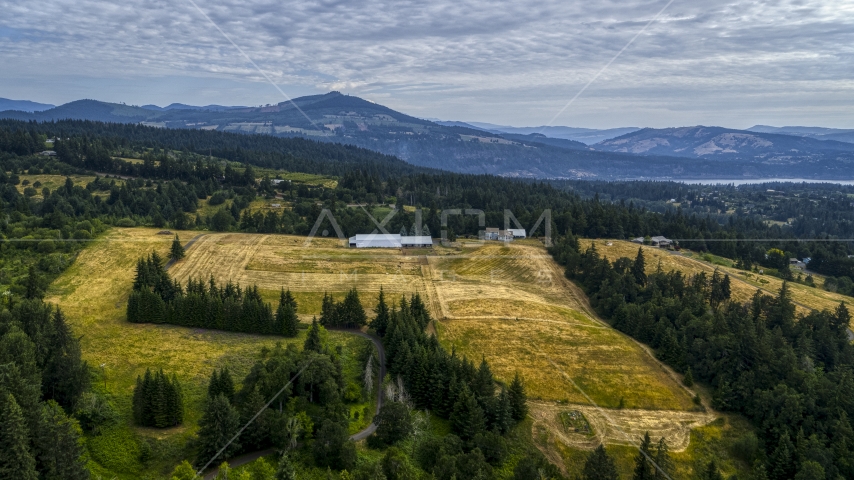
[348,234,433,248]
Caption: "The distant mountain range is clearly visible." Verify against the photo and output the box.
[455,122,641,145]
[140,103,248,112]
[2,94,853,180]
[748,125,854,144]
[0,98,55,113]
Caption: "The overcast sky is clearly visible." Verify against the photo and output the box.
[1,0,853,129]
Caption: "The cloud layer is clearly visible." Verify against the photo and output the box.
[1,0,852,128]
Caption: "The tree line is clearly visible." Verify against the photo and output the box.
[127,253,299,336]
[0,299,91,479]
[551,233,854,480]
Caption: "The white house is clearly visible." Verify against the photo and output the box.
[650,236,672,247]
[507,229,526,238]
[348,233,432,248]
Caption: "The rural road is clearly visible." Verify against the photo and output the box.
[202,328,385,479]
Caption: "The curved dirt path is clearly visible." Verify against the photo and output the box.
[202,329,385,479]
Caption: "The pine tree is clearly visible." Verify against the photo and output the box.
[371,287,391,337]
[24,265,44,300]
[43,308,89,409]
[632,247,647,286]
[683,367,694,387]
[450,386,485,442]
[304,318,322,353]
[583,445,619,480]
[653,437,672,480]
[508,372,528,422]
[277,289,299,337]
[320,293,337,327]
[170,235,185,261]
[632,432,654,480]
[197,394,241,466]
[474,357,494,399]
[493,387,514,434]
[0,393,38,480]
[700,460,724,480]
[34,400,88,480]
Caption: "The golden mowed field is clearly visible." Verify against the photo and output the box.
[429,241,697,412]
[44,229,372,431]
[581,240,853,320]
[168,233,433,318]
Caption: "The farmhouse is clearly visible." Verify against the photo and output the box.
[348,233,432,248]
[790,258,806,270]
[631,237,645,244]
[650,236,672,247]
[483,227,526,241]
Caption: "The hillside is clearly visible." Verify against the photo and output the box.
[595,125,854,159]
[0,97,55,112]
[5,95,854,179]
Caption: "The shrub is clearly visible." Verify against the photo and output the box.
[116,218,136,227]
[37,239,56,253]
[208,191,227,206]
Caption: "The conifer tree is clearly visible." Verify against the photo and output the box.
[474,357,494,399]
[34,400,88,480]
[653,437,672,480]
[0,393,38,480]
[683,367,694,387]
[43,308,89,409]
[632,432,654,480]
[508,372,528,422]
[304,318,322,353]
[196,394,241,466]
[371,287,390,337]
[277,289,299,337]
[170,235,185,261]
[24,265,44,300]
[700,460,724,480]
[320,293,337,327]
[583,445,619,480]
[493,387,514,434]
[450,385,485,442]
[632,247,647,286]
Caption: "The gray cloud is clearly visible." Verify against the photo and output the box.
[0,0,852,128]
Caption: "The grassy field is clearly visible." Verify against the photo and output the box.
[169,234,434,320]
[45,228,373,479]
[430,241,696,412]
[581,240,853,320]
[48,230,762,478]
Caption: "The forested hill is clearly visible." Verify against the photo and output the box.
[7,95,854,180]
[0,119,429,178]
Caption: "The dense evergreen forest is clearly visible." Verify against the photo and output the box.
[550,235,854,480]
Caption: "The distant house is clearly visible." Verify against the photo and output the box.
[348,233,432,248]
[498,230,514,241]
[483,227,524,241]
[484,227,500,240]
[38,150,56,156]
[271,179,288,185]
[790,258,806,270]
[631,237,645,244]
[650,236,672,248]
[270,203,281,208]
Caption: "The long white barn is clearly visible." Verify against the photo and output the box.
[348,234,433,248]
